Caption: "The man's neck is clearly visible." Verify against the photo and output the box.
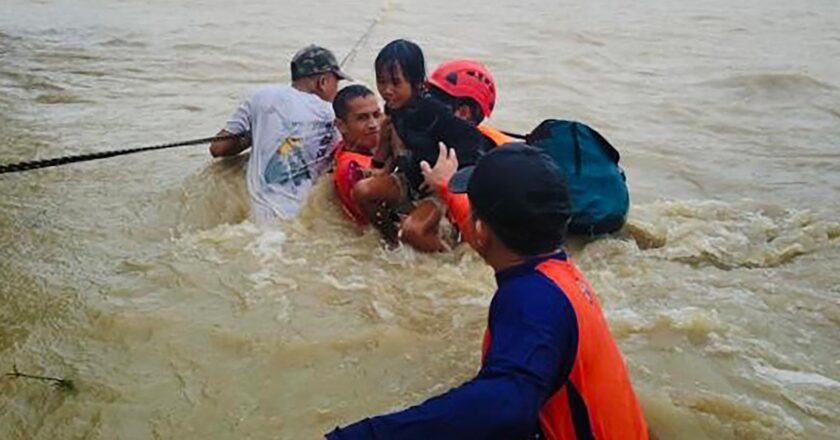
[487,248,561,274]
[292,80,315,95]
[341,139,370,154]
[486,249,527,273]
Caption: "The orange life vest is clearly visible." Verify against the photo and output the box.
[333,142,373,225]
[439,124,514,246]
[478,124,516,146]
[481,257,649,440]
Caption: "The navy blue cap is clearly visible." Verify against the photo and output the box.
[449,143,571,230]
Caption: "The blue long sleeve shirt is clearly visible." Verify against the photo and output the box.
[326,252,579,440]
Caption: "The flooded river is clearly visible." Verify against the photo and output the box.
[1,0,839,438]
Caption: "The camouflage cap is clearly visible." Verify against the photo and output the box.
[290,44,351,81]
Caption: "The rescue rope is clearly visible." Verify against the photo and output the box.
[340,0,391,68]
[0,3,390,175]
[0,133,245,174]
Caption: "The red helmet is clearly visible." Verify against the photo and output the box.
[428,59,496,119]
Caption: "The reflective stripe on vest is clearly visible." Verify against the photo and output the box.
[481,258,648,440]
[478,124,516,146]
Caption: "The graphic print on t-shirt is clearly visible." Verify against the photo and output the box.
[225,85,339,221]
[264,136,312,187]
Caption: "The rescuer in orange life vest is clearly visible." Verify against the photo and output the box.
[427,58,514,147]
[333,57,511,248]
[418,58,516,248]
[331,84,384,225]
[326,143,650,440]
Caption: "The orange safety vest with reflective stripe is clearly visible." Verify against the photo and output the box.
[333,141,373,225]
[481,257,649,440]
[440,124,516,246]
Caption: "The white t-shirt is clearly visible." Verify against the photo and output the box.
[225,85,338,223]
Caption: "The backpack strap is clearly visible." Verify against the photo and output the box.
[500,130,527,140]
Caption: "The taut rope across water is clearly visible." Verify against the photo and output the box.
[0,1,391,175]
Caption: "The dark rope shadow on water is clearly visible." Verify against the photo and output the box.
[5,363,76,394]
[0,0,391,176]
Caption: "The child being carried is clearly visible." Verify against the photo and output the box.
[352,39,490,251]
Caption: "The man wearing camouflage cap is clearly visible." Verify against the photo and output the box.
[210,44,351,222]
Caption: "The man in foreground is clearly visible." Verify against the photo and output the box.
[209,44,350,223]
[326,143,649,439]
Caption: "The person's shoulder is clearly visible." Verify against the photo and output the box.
[394,95,453,130]
[258,84,298,98]
[285,87,334,114]
[415,94,450,114]
[245,84,292,105]
[255,85,332,116]
[417,94,482,137]
[495,270,575,318]
[489,270,578,346]
[333,140,349,158]
[499,270,565,297]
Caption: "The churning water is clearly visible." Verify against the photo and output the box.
[1,0,839,438]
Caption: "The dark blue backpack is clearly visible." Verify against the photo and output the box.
[522,120,629,235]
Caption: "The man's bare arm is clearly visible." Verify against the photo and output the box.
[209,129,251,157]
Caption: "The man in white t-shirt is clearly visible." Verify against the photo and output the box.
[210,45,351,222]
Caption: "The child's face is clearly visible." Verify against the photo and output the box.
[376,64,413,109]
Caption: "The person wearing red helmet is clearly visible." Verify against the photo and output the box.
[420,59,516,247]
[427,59,514,147]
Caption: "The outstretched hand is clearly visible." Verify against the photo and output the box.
[420,142,459,193]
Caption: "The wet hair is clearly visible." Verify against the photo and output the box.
[474,209,568,256]
[429,86,485,124]
[374,39,426,93]
[333,84,375,120]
